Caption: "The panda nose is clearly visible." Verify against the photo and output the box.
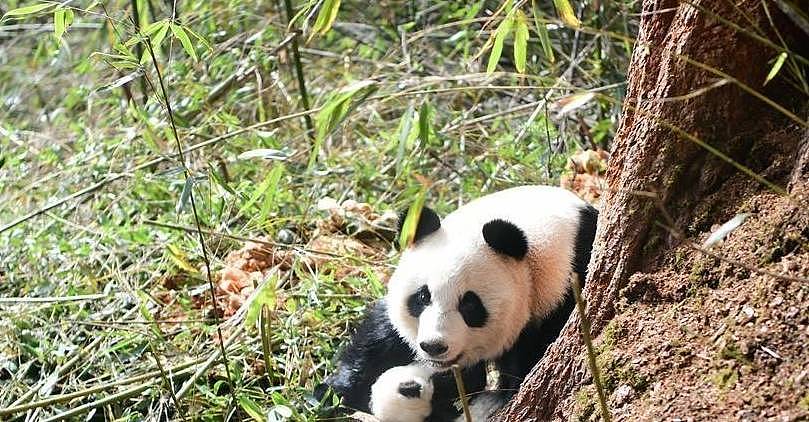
[419,341,448,357]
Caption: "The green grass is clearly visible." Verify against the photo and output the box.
[0,0,635,419]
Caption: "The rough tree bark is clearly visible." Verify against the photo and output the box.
[495,0,805,420]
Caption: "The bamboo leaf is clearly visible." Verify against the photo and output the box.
[246,276,277,329]
[398,176,432,249]
[170,24,197,61]
[553,0,580,28]
[487,14,514,74]
[258,164,284,222]
[184,25,212,51]
[139,21,170,63]
[3,2,55,19]
[514,10,529,73]
[418,101,431,145]
[167,244,198,274]
[395,105,415,175]
[764,52,787,85]
[238,169,278,219]
[554,92,596,116]
[310,0,342,39]
[531,0,555,63]
[238,149,290,161]
[53,9,65,39]
[310,80,378,169]
[238,394,266,421]
[176,176,194,213]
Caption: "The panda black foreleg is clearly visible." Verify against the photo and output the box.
[425,362,487,421]
[318,300,416,414]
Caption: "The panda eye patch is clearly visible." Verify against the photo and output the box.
[458,291,487,327]
[406,285,431,317]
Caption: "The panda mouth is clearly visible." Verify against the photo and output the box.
[426,353,463,368]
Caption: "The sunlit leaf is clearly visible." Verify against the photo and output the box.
[398,176,432,249]
[135,0,148,28]
[167,244,198,274]
[97,69,144,92]
[139,22,170,63]
[170,24,197,61]
[268,405,293,422]
[238,168,279,219]
[141,19,168,38]
[764,52,787,85]
[553,0,580,28]
[487,13,514,73]
[184,25,212,51]
[703,213,752,248]
[554,92,596,116]
[310,0,342,39]
[54,9,65,39]
[238,394,266,421]
[3,3,55,19]
[246,276,277,329]
[237,149,290,161]
[514,10,529,73]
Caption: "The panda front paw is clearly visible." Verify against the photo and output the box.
[370,365,434,422]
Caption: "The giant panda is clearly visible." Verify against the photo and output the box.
[320,185,598,421]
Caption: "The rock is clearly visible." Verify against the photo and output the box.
[276,228,296,244]
[612,384,634,406]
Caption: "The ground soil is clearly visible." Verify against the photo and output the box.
[568,136,809,420]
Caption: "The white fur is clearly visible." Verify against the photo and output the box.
[370,365,435,422]
[387,186,585,368]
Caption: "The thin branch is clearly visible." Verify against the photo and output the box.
[0,107,320,235]
[0,360,202,417]
[144,35,236,405]
[571,275,612,422]
[281,0,314,137]
[0,293,108,304]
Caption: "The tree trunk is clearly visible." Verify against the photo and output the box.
[496,0,805,420]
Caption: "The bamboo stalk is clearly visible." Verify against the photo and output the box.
[280,0,315,137]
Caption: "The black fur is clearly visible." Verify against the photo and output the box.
[406,285,431,317]
[397,381,422,398]
[482,219,528,259]
[318,301,415,413]
[320,300,487,419]
[321,203,599,418]
[458,291,488,327]
[494,204,598,395]
[426,364,486,422]
[573,204,599,283]
[397,206,441,245]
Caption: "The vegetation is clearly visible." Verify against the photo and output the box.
[0,0,635,419]
[3,0,806,420]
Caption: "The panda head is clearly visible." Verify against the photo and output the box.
[386,206,534,369]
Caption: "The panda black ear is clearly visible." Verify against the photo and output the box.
[397,206,441,245]
[482,219,528,259]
